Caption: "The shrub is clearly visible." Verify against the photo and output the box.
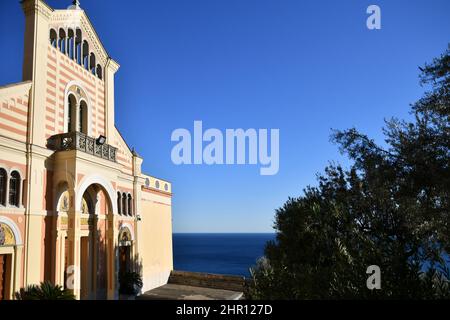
[15,281,75,300]
[119,271,143,295]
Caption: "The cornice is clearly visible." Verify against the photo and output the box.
[106,57,120,73]
[21,0,53,19]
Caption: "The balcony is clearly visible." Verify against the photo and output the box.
[47,131,117,162]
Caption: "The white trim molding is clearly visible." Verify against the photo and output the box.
[75,173,117,214]
[0,216,23,245]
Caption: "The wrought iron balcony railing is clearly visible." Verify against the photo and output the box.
[47,131,117,162]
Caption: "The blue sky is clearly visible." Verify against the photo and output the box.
[0,0,449,232]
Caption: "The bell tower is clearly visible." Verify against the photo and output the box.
[21,0,53,146]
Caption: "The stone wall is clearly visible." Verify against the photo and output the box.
[169,271,246,292]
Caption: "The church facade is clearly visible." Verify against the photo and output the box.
[0,0,173,300]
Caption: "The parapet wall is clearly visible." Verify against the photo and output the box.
[169,270,246,293]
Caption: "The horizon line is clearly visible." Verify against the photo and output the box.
[172,232,276,234]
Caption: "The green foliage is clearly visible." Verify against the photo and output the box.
[247,46,450,299]
[119,271,143,295]
[15,281,75,300]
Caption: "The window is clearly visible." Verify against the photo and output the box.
[75,29,82,65]
[66,87,90,134]
[58,28,66,54]
[9,171,20,207]
[127,194,132,216]
[49,29,57,48]
[67,94,76,132]
[79,100,88,134]
[90,53,96,75]
[117,192,122,215]
[0,169,6,206]
[96,64,102,80]
[82,41,89,70]
[122,193,127,216]
[68,29,75,59]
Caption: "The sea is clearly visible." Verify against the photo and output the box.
[173,233,276,278]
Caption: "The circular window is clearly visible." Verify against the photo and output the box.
[164,183,168,191]
[155,180,160,189]
[145,178,150,188]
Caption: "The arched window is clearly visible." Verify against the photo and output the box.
[68,29,75,59]
[75,29,82,65]
[0,168,6,206]
[82,41,89,70]
[9,171,20,207]
[67,94,77,132]
[122,193,127,216]
[96,64,102,80]
[127,194,132,216]
[90,53,96,75]
[79,100,88,134]
[58,29,66,54]
[49,29,57,48]
[117,192,122,215]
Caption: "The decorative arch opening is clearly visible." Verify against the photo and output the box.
[79,183,113,216]
[49,29,57,48]
[82,41,89,70]
[57,190,70,213]
[54,178,74,213]
[118,225,133,277]
[81,193,94,215]
[90,53,96,75]
[78,184,112,299]
[67,94,77,133]
[96,64,102,80]
[127,194,132,216]
[122,193,127,216]
[64,82,92,136]
[75,174,117,214]
[67,29,75,59]
[58,28,66,54]
[117,192,122,215]
[0,168,6,206]
[79,100,88,134]
[0,223,16,246]
[75,28,82,65]
[0,217,22,246]
[8,171,20,207]
[118,226,133,246]
[0,217,23,300]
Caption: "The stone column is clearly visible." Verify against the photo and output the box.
[52,226,60,285]
[75,100,81,133]
[67,188,81,299]
[13,245,23,298]
[91,214,98,299]
[106,213,118,299]
[56,231,66,287]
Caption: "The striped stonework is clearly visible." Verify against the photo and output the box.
[0,82,31,142]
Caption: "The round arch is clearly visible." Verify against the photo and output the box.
[53,171,76,213]
[0,216,22,245]
[75,174,117,214]
[118,223,135,241]
[8,167,24,179]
